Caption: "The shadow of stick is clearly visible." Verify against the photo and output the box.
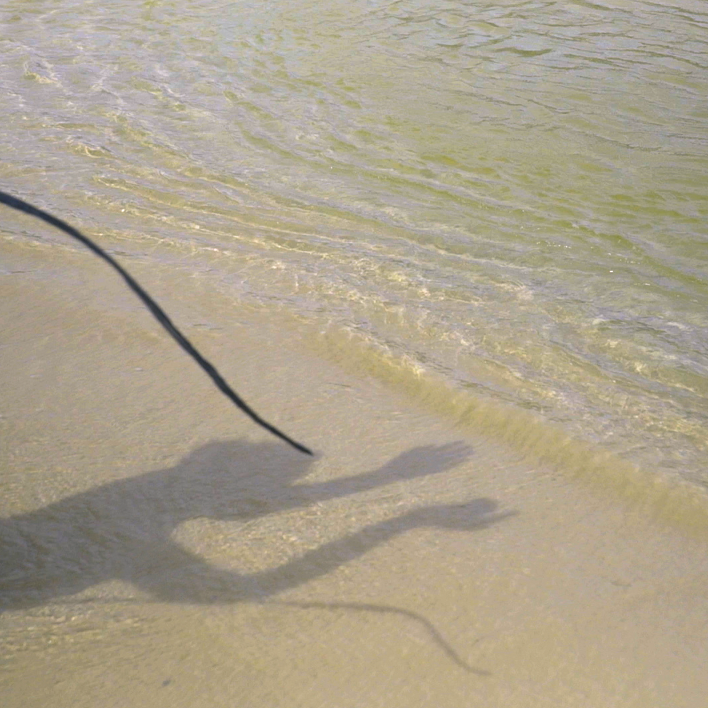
[0,189,311,454]
[275,600,491,675]
[51,595,490,675]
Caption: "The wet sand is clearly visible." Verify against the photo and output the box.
[1,238,707,707]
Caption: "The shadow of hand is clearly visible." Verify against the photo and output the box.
[402,499,517,532]
[312,441,475,500]
[376,442,474,480]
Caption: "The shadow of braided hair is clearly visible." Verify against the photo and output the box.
[0,189,312,455]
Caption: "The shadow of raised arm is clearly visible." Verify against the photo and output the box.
[128,496,512,675]
[134,499,513,604]
[302,442,474,502]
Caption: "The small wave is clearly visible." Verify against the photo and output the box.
[308,322,708,538]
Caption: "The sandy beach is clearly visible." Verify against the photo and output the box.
[2,237,707,707]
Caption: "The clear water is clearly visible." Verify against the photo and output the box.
[1,0,707,488]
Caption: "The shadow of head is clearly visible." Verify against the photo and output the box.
[156,439,315,521]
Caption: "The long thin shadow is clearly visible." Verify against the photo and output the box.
[275,601,492,675]
[0,189,311,455]
[0,440,513,671]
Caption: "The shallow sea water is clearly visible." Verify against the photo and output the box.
[1,1,707,500]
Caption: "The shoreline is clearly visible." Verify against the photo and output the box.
[2,238,707,707]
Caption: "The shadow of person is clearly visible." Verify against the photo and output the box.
[1,439,512,613]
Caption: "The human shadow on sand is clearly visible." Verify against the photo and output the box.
[0,440,514,672]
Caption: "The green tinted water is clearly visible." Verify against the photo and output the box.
[1,0,707,488]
